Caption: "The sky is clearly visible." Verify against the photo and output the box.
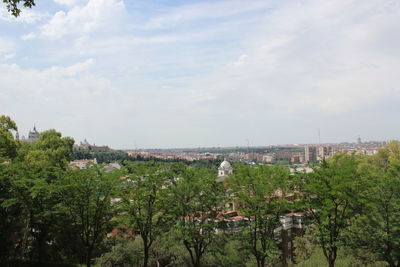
[0,0,399,149]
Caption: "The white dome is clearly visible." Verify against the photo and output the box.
[219,160,232,170]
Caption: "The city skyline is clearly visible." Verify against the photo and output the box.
[1,0,400,149]
[14,123,389,150]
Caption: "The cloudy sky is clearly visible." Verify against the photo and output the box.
[0,0,399,149]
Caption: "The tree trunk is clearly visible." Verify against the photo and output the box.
[19,215,30,260]
[143,244,149,267]
[194,255,201,267]
[194,245,203,267]
[37,234,43,263]
[261,257,266,267]
[183,240,196,267]
[86,247,93,267]
[328,259,335,267]
[256,256,263,267]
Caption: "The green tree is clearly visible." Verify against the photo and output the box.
[120,162,172,267]
[299,154,365,267]
[0,115,18,160]
[2,129,74,262]
[170,167,224,267]
[229,164,290,267]
[54,164,121,267]
[27,129,74,171]
[346,142,400,267]
[0,116,20,262]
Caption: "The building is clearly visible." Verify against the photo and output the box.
[216,160,239,212]
[70,158,97,169]
[78,139,111,151]
[304,146,317,163]
[317,146,333,160]
[291,154,305,164]
[216,160,233,182]
[277,211,305,264]
[18,126,40,142]
[357,136,362,145]
[104,162,122,172]
[28,126,40,142]
[262,154,275,163]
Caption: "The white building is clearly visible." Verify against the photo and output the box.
[70,158,97,169]
[217,160,233,182]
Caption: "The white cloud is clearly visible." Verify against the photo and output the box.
[0,37,15,53]
[53,0,88,7]
[0,60,115,119]
[186,0,400,116]
[4,53,16,60]
[227,54,248,67]
[145,0,275,29]
[43,58,95,76]
[21,32,37,40]
[41,0,125,39]
[0,59,103,95]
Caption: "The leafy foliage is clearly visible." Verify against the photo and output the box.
[119,161,173,267]
[2,0,35,17]
[53,165,121,267]
[297,154,367,267]
[229,164,290,267]
[0,115,18,160]
[72,149,131,164]
[344,142,400,267]
[170,166,225,267]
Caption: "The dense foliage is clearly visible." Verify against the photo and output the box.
[1,115,400,267]
[72,149,131,164]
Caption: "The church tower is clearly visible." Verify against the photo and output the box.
[28,125,39,142]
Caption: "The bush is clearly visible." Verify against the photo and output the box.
[96,238,143,267]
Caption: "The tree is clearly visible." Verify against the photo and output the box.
[54,164,121,267]
[0,161,25,263]
[299,154,365,267]
[120,162,172,267]
[2,0,35,17]
[171,167,224,267]
[2,129,74,262]
[0,115,18,160]
[0,116,21,262]
[27,129,74,171]
[229,164,290,267]
[346,142,400,267]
